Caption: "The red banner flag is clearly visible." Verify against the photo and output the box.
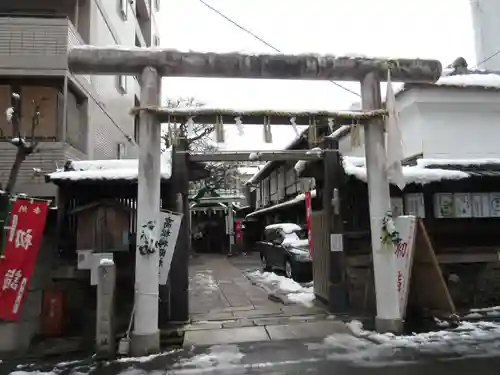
[0,199,49,320]
[305,191,313,257]
[235,220,243,242]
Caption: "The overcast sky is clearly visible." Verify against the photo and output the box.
[158,0,476,150]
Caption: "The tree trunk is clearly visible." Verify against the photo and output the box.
[5,147,27,194]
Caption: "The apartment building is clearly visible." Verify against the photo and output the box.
[0,0,161,197]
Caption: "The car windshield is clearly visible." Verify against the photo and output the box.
[282,229,308,243]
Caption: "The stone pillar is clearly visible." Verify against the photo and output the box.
[96,260,116,358]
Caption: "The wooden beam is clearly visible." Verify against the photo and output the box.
[131,106,387,125]
[182,150,326,162]
[325,125,351,140]
[68,46,442,82]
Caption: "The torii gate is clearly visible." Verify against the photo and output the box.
[68,47,441,355]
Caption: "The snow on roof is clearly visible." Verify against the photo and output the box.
[398,73,500,95]
[434,73,500,90]
[342,157,469,185]
[416,158,500,168]
[48,149,172,181]
[294,147,322,174]
[294,160,308,175]
[238,166,261,175]
[265,223,302,233]
[247,190,317,218]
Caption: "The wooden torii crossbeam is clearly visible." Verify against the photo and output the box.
[67,45,442,355]
[68,47,441,82]
[181,150,325,162]
[129,106,388,125]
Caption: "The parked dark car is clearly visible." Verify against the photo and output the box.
[256,223,312,281]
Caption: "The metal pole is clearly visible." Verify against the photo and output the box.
[131,66,161,355]
[361,72,402,334]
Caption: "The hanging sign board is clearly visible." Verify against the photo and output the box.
[305,191,313,256]
[159,209,183,285]
[0,199,49,320]
[393,215,417,318]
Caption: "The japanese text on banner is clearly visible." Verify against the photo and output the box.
[0,199,49,320]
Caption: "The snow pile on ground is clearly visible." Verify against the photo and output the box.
[189,271,219,293]
[248,271,315,307]
[344,319,500,358]
[115,349,178,363]
[174,344,244,370]
[465,305,500,318]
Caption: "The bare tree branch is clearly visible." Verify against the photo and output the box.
[4,94,42,193]
[162,97,242,191]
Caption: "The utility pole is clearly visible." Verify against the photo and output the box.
[360,72,402,333]
[131,66,162,355]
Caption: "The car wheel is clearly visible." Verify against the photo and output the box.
[261,254,271,272]
[285,260,293,279]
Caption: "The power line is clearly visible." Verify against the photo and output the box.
[196,0,360,98]
[473,49,500,70]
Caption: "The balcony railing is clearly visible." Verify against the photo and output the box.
[0,16,83,72]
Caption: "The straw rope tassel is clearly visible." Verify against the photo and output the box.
[216,115,225,143]
[308,116,317,146]
[263,116,273,143]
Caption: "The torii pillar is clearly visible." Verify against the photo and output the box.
[67,47,442,353]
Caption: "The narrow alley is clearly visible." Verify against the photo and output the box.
[184,253,348,346]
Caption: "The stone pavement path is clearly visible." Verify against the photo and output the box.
[184,254,349,346]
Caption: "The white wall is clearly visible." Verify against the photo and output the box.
[339,89,423,159]
[340,86,500,160]
[86,0,138,159]
[418,88,500,158]
[470,0,500,71]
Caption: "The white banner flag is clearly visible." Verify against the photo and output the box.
[385,69,406,190]
[158,209,183,285]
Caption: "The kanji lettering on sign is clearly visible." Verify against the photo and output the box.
[397,270,404,293]
[394,241,408,258]
[15,228,33,250]
[2,269,22,291]
[18,205,28,213]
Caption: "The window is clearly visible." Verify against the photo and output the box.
[117,75,127,94]
[117,143,126,159]
[119,0,128,20]
[264,229,279,243]
[154,0,160,11]
[153,35,160,47]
